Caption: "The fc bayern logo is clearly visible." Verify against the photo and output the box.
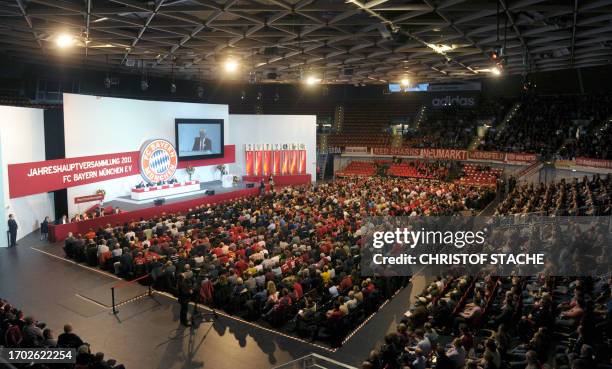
[139,139,178,183]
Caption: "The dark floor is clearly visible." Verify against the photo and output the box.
[0,233,421,369]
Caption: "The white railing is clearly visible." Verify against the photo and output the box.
[272,354,358,369]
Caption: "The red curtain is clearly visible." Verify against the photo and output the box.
[247,149,307,176]
[245,151,254,176]
[254,151,263,176]
[298,150,306,174]
[262,150,272,176]
[289,150,298,174]
[281,151,289,175]
[272,150,281,175]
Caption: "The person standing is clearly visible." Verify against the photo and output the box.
[7,214,18,247]
[40,216,50,241]
[178,267,194,326]
[268,175,275,192]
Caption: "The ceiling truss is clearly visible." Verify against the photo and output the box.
[0,0,611,83]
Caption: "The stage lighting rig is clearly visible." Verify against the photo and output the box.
[490,45,504,61]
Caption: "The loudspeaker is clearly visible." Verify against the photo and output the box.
[246,183,255,188]
[205,190,215,195]
[154,198,165,206]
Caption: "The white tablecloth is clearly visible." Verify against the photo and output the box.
[131,182,201,200]
[222,174,234,188]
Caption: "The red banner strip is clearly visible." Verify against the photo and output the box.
[8,144,237,199]
[8,152,140,199]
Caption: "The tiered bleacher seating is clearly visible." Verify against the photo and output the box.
[327,98,422,148]
[455,164,503,187]
[335,161,376,177]
[479,94,612,158]
[387,162,437,179]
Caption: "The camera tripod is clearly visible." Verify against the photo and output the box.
[190,299,218,324]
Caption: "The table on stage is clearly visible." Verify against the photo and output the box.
[130,180,200,200]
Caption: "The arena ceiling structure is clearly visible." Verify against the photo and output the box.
[1,0,612,84]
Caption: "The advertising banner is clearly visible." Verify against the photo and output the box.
[344,146,370,154]
[368,147,537,164]
[505,152,538,163]
[371,147,421,156]
[420,148,468,161]
[8,152,140,198]
[468,150,506,162]
[74,194,105,204]
[575,157,612,169]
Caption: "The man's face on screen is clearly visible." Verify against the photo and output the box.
[199,129,207,137]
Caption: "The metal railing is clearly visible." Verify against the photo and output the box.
[111,273,152,314]
[272,354,357,369]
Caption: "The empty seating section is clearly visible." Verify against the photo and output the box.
[335,161,376,176]
[387,162,437,179]
[327,98,422,148]
[455,164,503,186]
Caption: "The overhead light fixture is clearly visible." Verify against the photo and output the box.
[305,75,321,85]
[56,33,75,48]
[400,78,410,87]
[224,60,238,72]
[427,43,453,54]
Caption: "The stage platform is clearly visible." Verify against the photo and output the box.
[110,180,248,211]
[49,175,311,242]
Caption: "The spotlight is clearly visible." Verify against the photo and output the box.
[224,60,238,72]
[400,78,410,87]
[305,75,321,85]
[491,66,501,76]
[427,43,453,54]
[56,33,75,48]
[170,83,176,94]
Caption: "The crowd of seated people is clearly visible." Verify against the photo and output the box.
[61,177,495,346]
[0,298,126,369]
[70,207,122,223]
[495,174,611,216]
[479,94,612,158]
[404,99,512,150]
[362,273,611,369]
[559,122,612,160]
